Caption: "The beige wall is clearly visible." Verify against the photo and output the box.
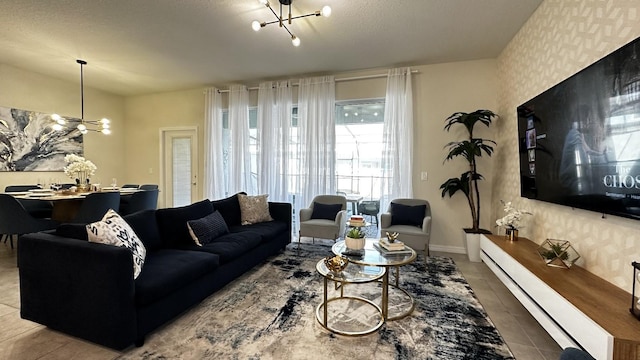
[123,60,498,251]
[0,64,125,190]
[494,0,640,290]
[124,88,205,208]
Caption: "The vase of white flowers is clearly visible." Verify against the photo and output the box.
[63,154,97,192]
[495,201,531,241]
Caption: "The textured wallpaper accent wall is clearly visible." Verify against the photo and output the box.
[494,0,640,290]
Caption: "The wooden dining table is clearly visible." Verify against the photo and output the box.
[7,188,138,222]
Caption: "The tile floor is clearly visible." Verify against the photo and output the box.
[0,239,561,359]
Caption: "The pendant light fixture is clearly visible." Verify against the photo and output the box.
[51,59,111,135]
[251,0,331,47]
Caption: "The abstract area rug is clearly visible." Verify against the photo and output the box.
[119,243,514,360]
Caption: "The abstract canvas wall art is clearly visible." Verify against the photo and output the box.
[0,106,83,171]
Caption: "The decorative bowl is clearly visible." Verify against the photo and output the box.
[324,255,349,273]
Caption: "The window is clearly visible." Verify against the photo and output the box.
[221,99,385,201]
[335,100,385,200]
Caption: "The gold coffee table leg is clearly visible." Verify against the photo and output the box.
[386,283,415,321]
[382,270,389,320]
[323,277,328,327]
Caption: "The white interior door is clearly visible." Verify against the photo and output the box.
[161,127,198,208]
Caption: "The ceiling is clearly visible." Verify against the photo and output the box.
[0,0,542,96]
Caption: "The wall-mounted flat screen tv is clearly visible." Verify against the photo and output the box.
[518,36,640,220]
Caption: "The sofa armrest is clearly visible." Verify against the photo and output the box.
[299,208,312,222]
[422,215,432,235]
[268,201,292,232]
[380,213,392,228]
[18,232,137,350]
[336,209,347,235]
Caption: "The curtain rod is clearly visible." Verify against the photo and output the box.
[212,70,419,93]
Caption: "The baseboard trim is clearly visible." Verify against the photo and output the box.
[430,244,466,254]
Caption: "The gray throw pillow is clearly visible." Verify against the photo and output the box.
[187,211,229,246]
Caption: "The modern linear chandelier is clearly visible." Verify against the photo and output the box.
[51,59,111,135]
[251,0,331,47]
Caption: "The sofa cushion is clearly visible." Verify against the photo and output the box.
[238,194,273,225]
[56,223,89,240]
[310,202,342,220]
[156,199,214,248]
[123,209,162,251]
[210,192,245,227]
[229,221,288,244]
[187,211,229,246]
[391,202,426,227]
[185,232,262,264]
[86,209,147,279]
[134,249,219,306]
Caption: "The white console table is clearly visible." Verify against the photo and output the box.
[480,234,640,360]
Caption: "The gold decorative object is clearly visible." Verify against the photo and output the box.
[537,239,580,268]
[505,228,518,242]
[324,255,348,273]
[385,232,399,243]
[630,262,640,320]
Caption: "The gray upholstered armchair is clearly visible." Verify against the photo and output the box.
[380,198,432,255]
[298,195,347,243]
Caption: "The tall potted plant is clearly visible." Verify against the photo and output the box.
[439,109,497,262]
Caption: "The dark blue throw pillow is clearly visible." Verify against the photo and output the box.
[310,202,342,220]
[156,199,214,248]
[187,211,229,246]
[390,203,426,227]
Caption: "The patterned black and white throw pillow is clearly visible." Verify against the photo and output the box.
[87,209,147,279]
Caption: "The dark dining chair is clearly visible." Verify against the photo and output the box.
[139,184,159,190]
[71,192,120,224]
[5,185,40,192]
[0,194,58,249]
[4,185,53,219]
[119,189,159,215]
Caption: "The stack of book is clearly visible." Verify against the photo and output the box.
[378,238,404,251]
[348,215,365,226]
[373,239,413,255]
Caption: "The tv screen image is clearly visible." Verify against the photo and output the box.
[518,35,640,220]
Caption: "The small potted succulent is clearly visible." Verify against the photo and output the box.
[345,227,365,250]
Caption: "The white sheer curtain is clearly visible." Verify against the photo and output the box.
[295,75,336,212]
[257,80,291,202]
[204,88,226,200]
[228,85,254,195]
[380,67,414,212]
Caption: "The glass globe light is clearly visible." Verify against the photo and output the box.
[77,123,87,132]
[251,20,261,32]
[291,36,300,47]
[101,128,111,135]
[258,0,268,5]
[100,118,110,125]
[321,6,331,17]
[52,124,63,131]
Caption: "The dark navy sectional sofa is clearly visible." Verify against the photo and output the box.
[18,193,291,350]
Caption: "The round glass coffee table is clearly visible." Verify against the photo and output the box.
[315,259,385,336]
[332,238,417,321]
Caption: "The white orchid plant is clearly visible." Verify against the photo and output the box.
[495,200,531,230]
[63,154,97,180]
